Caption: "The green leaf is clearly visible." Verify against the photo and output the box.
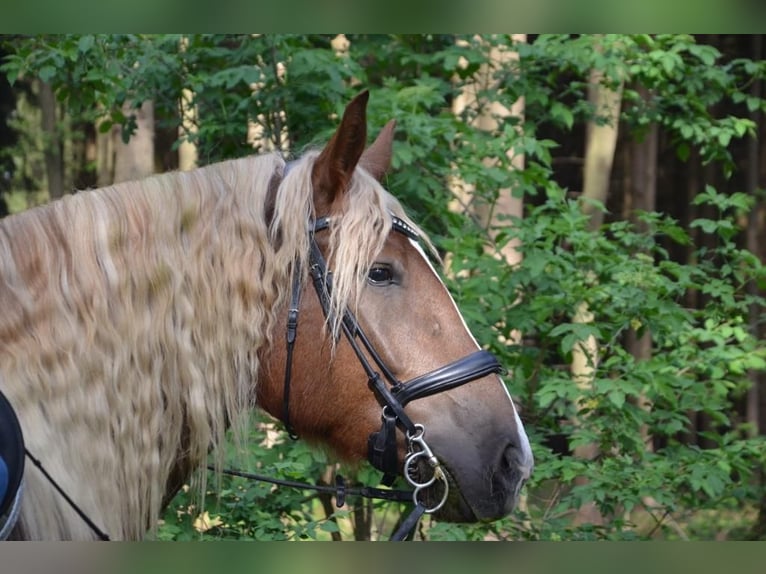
[550,102,574,130]
[608,389,626,409]
[745,96,762,113]
[38,65,57,83]
[689,218,718,234]
[717,131,732,148]
[77,35,95,53]
[537,388,560,409]
[319,521,340,533]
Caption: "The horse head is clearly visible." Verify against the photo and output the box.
[258,92,533,523]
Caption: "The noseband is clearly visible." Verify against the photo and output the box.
[282,215,505,513]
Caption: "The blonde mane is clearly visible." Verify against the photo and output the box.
[0,150,426,540]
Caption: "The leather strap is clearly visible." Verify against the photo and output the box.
[392,350,505,406]
[282,262,303,439]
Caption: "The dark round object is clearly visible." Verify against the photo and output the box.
[0,389,24,518]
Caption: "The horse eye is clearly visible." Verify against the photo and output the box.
[368,266,394,285]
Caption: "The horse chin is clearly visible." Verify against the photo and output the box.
[430,470,480,523]
[411,461,514,524]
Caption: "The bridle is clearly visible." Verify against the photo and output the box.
[281,214,506,531]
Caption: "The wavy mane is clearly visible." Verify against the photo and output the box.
[0,150,427,539]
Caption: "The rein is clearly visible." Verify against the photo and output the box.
[24,448,111,541]
[208,465,423,541]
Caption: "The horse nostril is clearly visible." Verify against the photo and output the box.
[502,441,533,481]
[500,444,514,472]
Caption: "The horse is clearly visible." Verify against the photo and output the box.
[0,91,533,540]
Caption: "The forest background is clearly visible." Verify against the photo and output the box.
[1,34,765,541]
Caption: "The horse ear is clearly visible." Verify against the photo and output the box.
[312,90,369,213]
[360,119,396,181]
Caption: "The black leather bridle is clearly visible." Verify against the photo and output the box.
[282,214,506,516]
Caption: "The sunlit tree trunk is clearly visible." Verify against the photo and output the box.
[178,89,197,171]
[246,35,296,154]
[571,36,624,527]
[113,101,155,184]
[178,37,197,171]
[450,35,525,271]
[581,58,624,230]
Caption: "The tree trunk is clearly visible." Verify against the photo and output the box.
[571,36,624,527]
[178,37,197,171]
[623,84,667,527]
[38,79,65,200]
[70,119,97,191]
[113,101,155,184]
[626,84,658,452]
[581,60,624,230]
[95,115,114,187]
[450,35,525,268]
[746,34,763,438]
[463,36,526,266]
[247,37,291,154]
[747,33,766,541]
[570,300,602,526]
[178,87,197,171]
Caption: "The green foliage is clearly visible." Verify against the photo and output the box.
[1,34,363,162]
[157,414,416,541]
[158,430,329,540]
[2,34,765,541]
[445,181,766,540]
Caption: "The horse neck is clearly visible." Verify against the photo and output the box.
[0,156,290,539]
